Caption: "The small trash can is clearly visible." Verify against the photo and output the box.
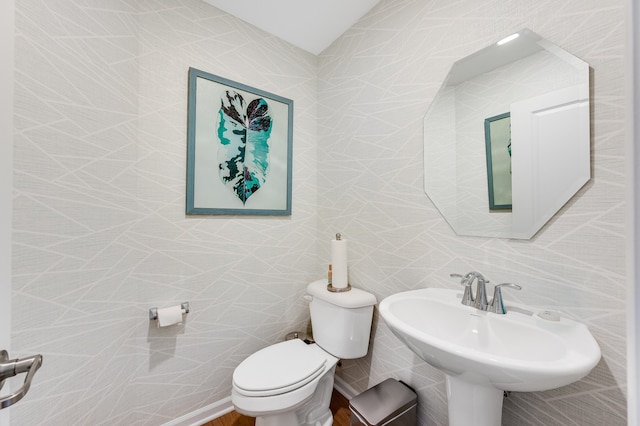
[349,378,417,426]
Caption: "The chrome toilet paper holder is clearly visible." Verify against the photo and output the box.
[149,302,190,321]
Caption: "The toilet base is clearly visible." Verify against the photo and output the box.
[255,411,298,426]
[252,365,336,426]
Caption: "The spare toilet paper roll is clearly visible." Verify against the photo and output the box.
[156,305,183,328]
[331,237,348,289]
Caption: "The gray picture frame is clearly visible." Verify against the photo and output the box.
[186,67,293,216]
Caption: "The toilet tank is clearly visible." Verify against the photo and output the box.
[306,280,377,359]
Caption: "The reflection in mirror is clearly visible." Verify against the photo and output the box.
[424,29,590,239]
[484,112,512,210]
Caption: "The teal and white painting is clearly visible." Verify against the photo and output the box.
[217,90,272,204]
[186,68,293,215]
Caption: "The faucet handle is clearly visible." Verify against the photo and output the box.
[449,273,464,281]
[489,283,522,314]
[450,273,474,306]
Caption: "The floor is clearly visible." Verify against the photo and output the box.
[202,389,351,426]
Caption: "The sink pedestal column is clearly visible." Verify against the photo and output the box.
[446,375,503,426]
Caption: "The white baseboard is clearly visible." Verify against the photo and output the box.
[333,375,358,400]
[161,396,234,426]
[163,381,357,425]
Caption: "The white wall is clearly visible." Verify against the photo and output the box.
[0,0,14,423]
[0,0,14,351]
[318,1,627,425]
[627,0,640,423]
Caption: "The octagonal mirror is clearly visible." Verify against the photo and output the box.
[423,29,590,239]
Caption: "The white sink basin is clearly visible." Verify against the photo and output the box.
[379,288,601,425]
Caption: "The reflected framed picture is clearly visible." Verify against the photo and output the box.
[186,67,294,215]
[484,112,512,210]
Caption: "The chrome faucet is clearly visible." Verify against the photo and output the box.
[450,272,473,305]
[451,273,522,314]
[488,283,522,314]
[450,272,489,310]
[468,272,489,311]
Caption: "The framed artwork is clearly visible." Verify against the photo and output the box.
[484,112,512,210]
[186,67,293,215]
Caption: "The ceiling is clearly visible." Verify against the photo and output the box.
[201,0,381,55]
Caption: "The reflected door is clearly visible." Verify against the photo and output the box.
[511,85,591,238]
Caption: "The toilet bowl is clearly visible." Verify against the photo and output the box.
[232,339,338,426]
[231,280,377,426]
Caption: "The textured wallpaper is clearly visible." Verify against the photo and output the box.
[318,0,626,425]
[11,0,627,425]
[12,0,318,424]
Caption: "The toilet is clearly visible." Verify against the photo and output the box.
[231,279,377,426]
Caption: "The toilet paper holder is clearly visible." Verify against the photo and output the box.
[149,302,190,321]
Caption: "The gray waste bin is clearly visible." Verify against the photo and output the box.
[349,378,417,426]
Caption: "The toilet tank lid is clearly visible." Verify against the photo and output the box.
[306,280,377,308]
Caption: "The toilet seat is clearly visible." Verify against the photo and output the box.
[233,339,327,397]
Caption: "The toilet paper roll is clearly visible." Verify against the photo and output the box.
[156,305,183,328]
[331,237,348,289]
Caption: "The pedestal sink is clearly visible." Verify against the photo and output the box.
[378,288,601,426]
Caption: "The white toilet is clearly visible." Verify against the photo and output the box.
[231,279,377,426]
